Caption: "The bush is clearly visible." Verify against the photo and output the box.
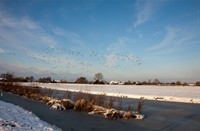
[93,80,104,84]
[75,77,88,84]
[195,81,200,86]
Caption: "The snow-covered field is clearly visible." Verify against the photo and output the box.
[23,83,200,104]
[0,100,61,131]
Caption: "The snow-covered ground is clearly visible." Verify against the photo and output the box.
[23,83,200,104]
[0,100,61,131]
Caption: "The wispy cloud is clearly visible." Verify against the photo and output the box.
[107,37,129,52]
[39,35,58,49]
[104,37,130,68]
[146,26,178,51]
[131,0,164,29]
[0,62,79,80]
[52,27,85,47]
[0,11,58,49]
[146,24,198,51]
[21,17,40,30]
[104,37,143,68]
[1,11,40,30]
[134,0,154,27]
[0,48,5,53]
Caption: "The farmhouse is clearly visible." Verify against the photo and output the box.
[110,81,125,85]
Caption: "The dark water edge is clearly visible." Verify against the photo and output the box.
[1,90,200,131]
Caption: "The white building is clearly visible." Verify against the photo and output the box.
[110,81,125,85]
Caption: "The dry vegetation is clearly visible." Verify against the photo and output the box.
[0,82,145,120]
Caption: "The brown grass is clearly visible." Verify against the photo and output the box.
[95,93,106,106]
[0,82,41,101]
[126,104,134,112]
[116,96,123,110]
[137,98,144,114]
[107,97,114,109]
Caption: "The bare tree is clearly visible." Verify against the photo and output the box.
[94,73,103,81]
[153,78,160,85]
[93,73,104,84]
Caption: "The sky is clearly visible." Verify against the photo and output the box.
[0,0,199,82]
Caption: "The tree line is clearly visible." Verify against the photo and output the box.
[0,72,105,84]
[0,72,199,86]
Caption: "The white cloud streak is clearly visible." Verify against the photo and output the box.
[134,1,154,27]
[52,27,85,46]
[146,26,178,51]
[104,37,130,68]
[133,0,164,28]
[0,48,5,53]
[0,11,58,49]
[107,37,129,52]
[1,11,40,30]
[146,24,198,51]
[0,11,89,79]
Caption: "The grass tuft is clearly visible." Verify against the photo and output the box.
[137,98,144,114]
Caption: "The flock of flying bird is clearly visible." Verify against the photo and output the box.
[7,46,144,78]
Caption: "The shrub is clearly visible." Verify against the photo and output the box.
[137,98,144,114]
[73,99,94,112]
[195,81,200,86]
[74,77,88,84]
[93,80,104,84]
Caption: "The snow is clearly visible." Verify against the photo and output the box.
[0,100,61,131]
[135,114,145,120]
[23,83,200,103]
[88,105,145,119]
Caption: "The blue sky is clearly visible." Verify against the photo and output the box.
[0,0,199,82]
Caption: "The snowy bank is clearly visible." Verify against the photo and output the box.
[22,83,200,104]
[0,100,61,131]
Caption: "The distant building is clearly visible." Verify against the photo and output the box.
[110,81,125,85]
[136,81,142,85]
[0,78,6,82]
[188,83,195,86]
[110,81,119,85]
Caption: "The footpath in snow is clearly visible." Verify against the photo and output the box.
[0,100,61,131]
[23,83,200,104]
